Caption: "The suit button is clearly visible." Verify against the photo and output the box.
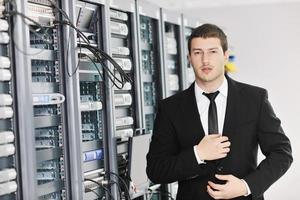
[217,166,223,172]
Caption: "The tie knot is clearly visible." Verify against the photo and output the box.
[203,91,220,101]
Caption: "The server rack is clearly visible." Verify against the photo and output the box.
[160,8,185,199]
[62,0,116,199]
[136,0,164,135]
[181,15,200,89]
[135,0,164,199]
[10,0,72,199]
[109,0,143,198]
[0,1,18,199]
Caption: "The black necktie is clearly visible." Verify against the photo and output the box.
[203,91,220,134]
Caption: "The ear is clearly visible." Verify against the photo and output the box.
[187,53,191,63]
[224,50,229,62]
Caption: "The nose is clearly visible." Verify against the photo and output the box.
[202,52,209,65]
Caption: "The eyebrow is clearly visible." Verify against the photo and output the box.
[192,47,219,51]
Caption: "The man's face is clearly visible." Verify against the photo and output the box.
[188,37,228,85]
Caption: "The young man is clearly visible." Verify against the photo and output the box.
[146,23,292,200]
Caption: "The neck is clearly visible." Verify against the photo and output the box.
[196,75,225,93]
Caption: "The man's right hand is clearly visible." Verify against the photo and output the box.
[196,134,230,161]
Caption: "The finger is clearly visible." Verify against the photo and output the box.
[208,134,221,138]
[218,136,229,143]
[207,185,222,199]
[221,147,230,153]
[208,181,225,191]
[220,141,231,148]
[215,174,232,181]
[216,153,228,159]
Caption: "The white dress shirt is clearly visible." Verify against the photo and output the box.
[192,78,251,196]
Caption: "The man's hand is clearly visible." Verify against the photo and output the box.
[207,174,248,199]
[196,134,230,160]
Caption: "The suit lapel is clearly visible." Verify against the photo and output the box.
[222,76,240,140]
[180,83,205,144]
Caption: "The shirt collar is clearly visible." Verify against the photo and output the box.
[194,77,228,102]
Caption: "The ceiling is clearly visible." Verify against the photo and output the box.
[148,0,300,11]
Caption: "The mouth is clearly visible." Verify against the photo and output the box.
[201,67,213,74]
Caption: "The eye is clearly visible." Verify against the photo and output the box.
[194,51,202,55]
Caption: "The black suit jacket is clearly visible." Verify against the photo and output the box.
[146,76,293,200]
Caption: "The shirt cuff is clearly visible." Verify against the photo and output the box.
[241,179,251,196]
[193,145,206,164]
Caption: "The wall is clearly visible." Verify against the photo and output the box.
[185,3,300,199]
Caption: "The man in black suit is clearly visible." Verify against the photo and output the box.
[146,24,292,199]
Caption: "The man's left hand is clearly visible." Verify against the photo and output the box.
[207,174,248,199]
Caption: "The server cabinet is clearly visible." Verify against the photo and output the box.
[61,0,114,199]
[27,0,68,199]
[10,0,71,199]
[181,15,200,89]
[160,9,184,98]
[75,1,108,199]
[0,1,18,199]
[109,0,143,198]
[136,0,164,199]
[136,0,164,135]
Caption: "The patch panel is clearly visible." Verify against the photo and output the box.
[30,30,54,50]
[140,16,153,44]
[82,132,97,141]
[115,116,134,127]
[0,56,10,68]
[28,0,52,6]
[84,176,104,191]
[167,59,176,70]
[83,168,105,179]
[27,2,55,26]
[0,93,13,106]
[111,46,130,56]
[145,114,155,133]
[0,131,14,144]
[0,181,17,196]
[82,123,95,132]
[0,168,17,183]
[35,127,60,138]
[35,138,58,149]
[115,128,134,138]
[31,75,56,82]
[0,32,9,44]
[37,160,58,170]
[36,170,58,181]
[0,68,12,81]
[0,107,13,119]
[38,192,61,200]
[34,105,60,116]
[141,50,155,74]
[114,93,132,106]
[0,19,8,31]
[110,21,129,36]
[165,35,177,55]
[80,101,102,112]
[114,57,132,71]
[114,81,132,91]
[0,144,15,157]
[110,9,128,21]
[143,82,156,106]
[168,74,179,91]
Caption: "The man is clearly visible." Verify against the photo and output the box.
[146,23,292,200]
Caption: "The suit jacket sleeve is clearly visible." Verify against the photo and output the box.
[244,89,293,199]
[146,100,205,184]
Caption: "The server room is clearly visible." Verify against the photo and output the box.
[0,0,299,199]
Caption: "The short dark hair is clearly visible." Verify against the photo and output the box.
[188,23,228,54]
